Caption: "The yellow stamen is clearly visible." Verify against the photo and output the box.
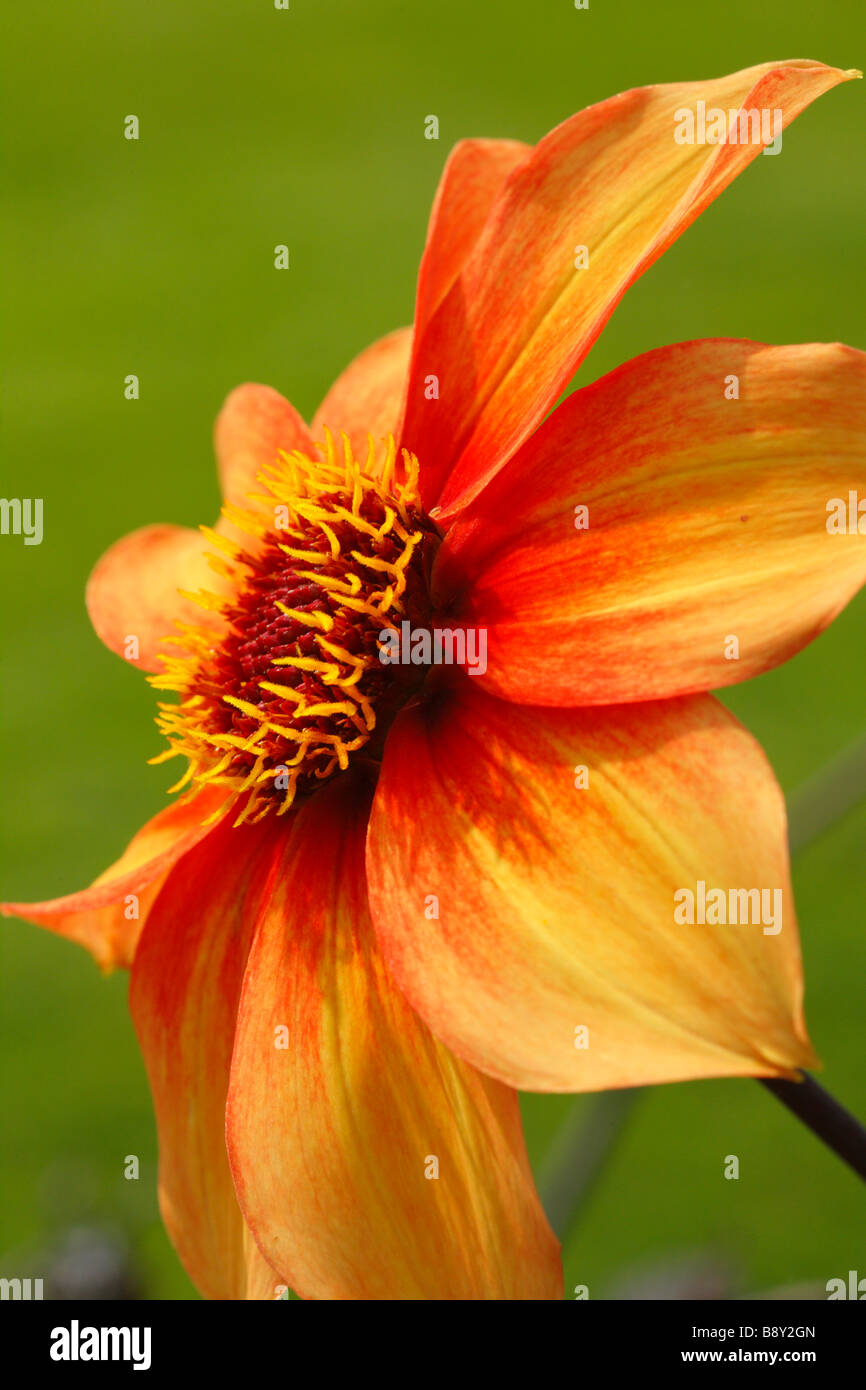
[148,428,430,823]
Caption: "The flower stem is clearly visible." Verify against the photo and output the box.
[760,1072,866,1182]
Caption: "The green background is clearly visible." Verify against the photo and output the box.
[2,0,864,1299]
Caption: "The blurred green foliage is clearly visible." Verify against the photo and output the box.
[1,0,864,1299]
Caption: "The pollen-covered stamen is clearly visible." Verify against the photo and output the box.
[149,430,437,826]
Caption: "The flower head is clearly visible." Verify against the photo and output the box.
[5,59,865,1300]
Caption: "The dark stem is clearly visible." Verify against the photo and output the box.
[760,1072,866,1183]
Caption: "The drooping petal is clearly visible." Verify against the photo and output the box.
[400,61,858,518]
[129,813,285,1300]
[311,327,413,463]
[413,138,531,341]
[434,340,866,706]
[86,524,228,673]
[1,786,226,970]
[367,680,816,1093]
[214,383,315,511]
[227,770,561,1301]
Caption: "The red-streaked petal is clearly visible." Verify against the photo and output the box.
[86,524,227,674]
[1,786,226,970]
[413,138,531,341]
[227,771,562,1301]
[435,339,866,706]
[400,61,857,518]
[367,681,816,1093]
[311,327,413,463]
[214,383,315,511]
[129,814,285,1300]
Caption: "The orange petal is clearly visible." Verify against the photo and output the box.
[310,143,529,463]
[214,383,315,511]
[435,339,866,706]
[367,681,816,1093]
[400,61,858,517]
[311,327,413,463]
[129,813,286,1299]
[86,524,228,674]
[227,770,561,1300]
[88,387,314,671]
[242,1226,286,1301]
[1,786,226,970]
[413,138,531,340]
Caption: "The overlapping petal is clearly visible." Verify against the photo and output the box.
[227,770,561,1300]
[433,339,866,706]
[367,680,816,1093]
[241,1227,285,1301]
[1,786,226,970]
[412,138,531,342]
[305,142,530,463]
[214,383,315,511]
[311,327,413,463]
[400,60,857,517]
[87,385,316,672]
[86,524,228,674]
[129,814,284,1300]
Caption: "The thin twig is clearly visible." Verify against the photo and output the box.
[760,1072,866,1183]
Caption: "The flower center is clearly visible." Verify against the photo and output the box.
[150,431,438,825]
